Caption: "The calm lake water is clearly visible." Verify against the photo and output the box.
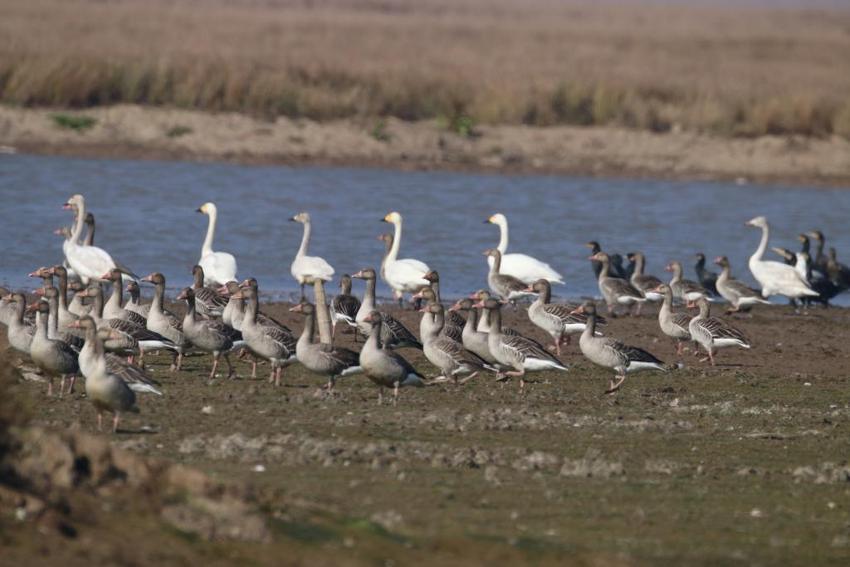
[1,153,849,304]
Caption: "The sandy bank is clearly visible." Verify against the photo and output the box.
[2,104,849,186]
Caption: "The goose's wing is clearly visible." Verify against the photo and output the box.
[332,294,361,321]
[105,353,162,394]
[257,312,294,334]
[672,313,692,332]
[604,277,643,298]
[726,278,761,298]
[703,317,749,344]
[681,279,708,294]
[107,318,165,342]
[542,303,585,324]
[620,343,664,365]
[264,324,297,354]
[381,313,422,349]
[434,336,488,369]
[125,310,147,327]
[502,333,562,365]
[633,274,663,291]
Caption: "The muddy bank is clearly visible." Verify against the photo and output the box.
[2,105,850,187]
[3,300,849,564]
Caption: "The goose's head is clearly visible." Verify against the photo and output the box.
[585,241,601,253]
[289,301,314,315]
[483,248,501,259]
[473,298,502,312]
[412,286,436,302]
[588,251,609,263]
[290,211,310,224]
[650,283,672,295]
[798,233,809,244]
[485,213,506,226]
[745,216,767,228]
[53,226,72,239]
[694,253,706,263]
[664,261,681,273]
[382,211,402,224]
[363,310,383,325]
[525,279,549,294]
[141,272,166,286]
[175,287,195,302]
[449,298,473,312]
[351,268,376,281]
[569,301,597,316]
[28,266,51,280]
[64,194,84,211]
[196,202,217,216]
[713,256,730,268]
[67,316,96,332]
[422,270,439,283]
[807,230,824,243]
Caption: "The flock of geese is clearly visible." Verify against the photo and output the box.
[2,194,849,433]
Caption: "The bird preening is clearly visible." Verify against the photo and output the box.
[3,195,847,433]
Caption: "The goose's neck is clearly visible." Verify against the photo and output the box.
[340,279,352,296]
[462,308,478,333]
[85,326,105,359]
[245,295,259,323]
[92,288,104,320]
[431,281,441,303]
[582,313,597,340]
[202,209,217,256]
[634,256,645,276]
[366,324,382,350]
[57,273,69,310]
[717,265,731,283]
[35,311,48,340]
[297,220,312,258]
[496,219,508,254]
[107,281,123,310]
[387,220,401,262]
[670,264,683,283]
[598,259,610,281]
[298,311,316,348]
[490,253,502,275]
[538,284,551,304]
[659,291,673,318]
[698,302,709,319]
[47,298,59,335]
[488,308,502,335]
[152,283,165,313]
[362,277,376,310]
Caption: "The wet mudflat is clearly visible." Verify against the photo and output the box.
[5,302,850,565]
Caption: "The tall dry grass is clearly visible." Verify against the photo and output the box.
[1,0,850,137]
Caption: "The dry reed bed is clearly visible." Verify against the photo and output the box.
[2,0,850,137]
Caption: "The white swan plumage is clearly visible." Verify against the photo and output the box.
[746,216,818,299]
[196,202,238,286]
[290,212,335,298]
[485,213,564,285]
[62,194,137,284]
[381,211,430,302]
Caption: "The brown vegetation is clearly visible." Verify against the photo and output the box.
[1,0,850,138]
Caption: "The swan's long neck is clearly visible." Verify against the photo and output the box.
[71,200,86,244]
[496,219,508,254]
[387,220,401,262]
[297,220,312,257]
[751,224,769,263]
[202,209,217,256]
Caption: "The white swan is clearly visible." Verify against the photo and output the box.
[485,213,564,285]
[290,212,335,299]
[196,202,238,285]
[62,194,136,284]
[746,216,818,299]
[381,211,430,304]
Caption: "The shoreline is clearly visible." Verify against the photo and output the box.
[2,104,850,188]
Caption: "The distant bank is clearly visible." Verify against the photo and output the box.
[2,105,849,187]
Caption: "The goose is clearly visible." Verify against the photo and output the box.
[694,253,719,296]
[422,270,465,328]
[589,252,645,316]
[359,311,425,404]
[46,266,84,326]
[290,301,361,391]
[571,301,667,394]
[124,280,151,319]
[29,301,79,397]
[84,283,177,364]
[713,256,770,313]
[448,298,500,366]
[627,252,663,303]
[474,298,568,390]
[587,241,629,280]
[290,212,335,300]
[0,286,12,326]
[419,302,491,384]
[381,211,430,306]
[101,268,147,326]
[807,230,828,272]
[652,284,692,355]
[232,285,296,385]
[351,268,422,349]
[484,213,563,284]
[665,261,709,306]
[191,265,228,318]
[746,216,818,300]
[34,286,84,350]
[484,248,536,303]
[67,317,139,433]
[331,274,361,343]
[826,248,850,290]
[526,279,604,355]
[221,281,246,330]
[176,287,240,379]
[469,290,544,347]
[5,293,35,355]
[412,286,463,343]
[688,297,751,366]
[141,272,189,371]
[196,202,238,286]
[61,194,137,283]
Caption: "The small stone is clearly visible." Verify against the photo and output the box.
[201,405,214,414]
[750,508,763,518]
[253,464,266,473]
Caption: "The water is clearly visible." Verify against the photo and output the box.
[1,153,848,304]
